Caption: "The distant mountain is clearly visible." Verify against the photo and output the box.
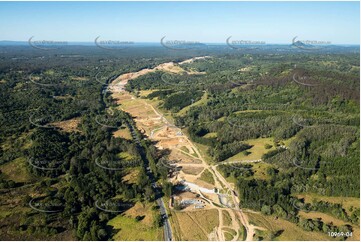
[291,40,316,49]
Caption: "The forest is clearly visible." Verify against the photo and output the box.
[0,44,359,240]
[0,46,180,240]
[125,47,360,239]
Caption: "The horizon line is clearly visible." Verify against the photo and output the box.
[0,40,359,46]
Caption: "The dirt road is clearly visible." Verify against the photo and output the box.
[110,57,257,241]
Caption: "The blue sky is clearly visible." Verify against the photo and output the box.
[0,1,359,44]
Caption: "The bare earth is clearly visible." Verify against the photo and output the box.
[109,57,260,241]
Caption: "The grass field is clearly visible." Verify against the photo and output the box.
[198,169,215,185]
[181,166,204,175]
[113,127,132,140]
[50,117,81,133]
[122,167,141,184]
[178,91,208,115]
[224,231,233,241]
[249,162,273,180]
[203,132,217,138]
[139,90,158,97]
[246,212,336,241]
[108,202,163,241]
[222,210,232,226]
[117,152,134,161]
[179,145,199,158]
[298,211,347,227]
[171,209,219,241]
[226,137,276,162]
[294,193,360,214]
[188,138,213,164]
[180,146,190,153]
[217,110,264,122]
[283,136,297,147]
[294,192,360,239]
[138,93,176,125]
[234,110,263,115]
[1,131,34,151]
[0,157,34,183]
[0,199,32,220]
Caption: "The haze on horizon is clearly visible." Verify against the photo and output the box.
[0,1,359,45]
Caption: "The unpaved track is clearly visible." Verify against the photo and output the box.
[110,57,257,241]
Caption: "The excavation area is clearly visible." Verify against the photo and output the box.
[109,58,257,241]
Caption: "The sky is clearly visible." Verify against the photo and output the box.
[0,1,359,44]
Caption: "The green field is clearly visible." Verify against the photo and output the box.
[171,209,219,241]
[108,202,163,241]
[117,152,135,161]
[222,210,232,226]
[203,132,217,138]
[246,212,337,241]
[178,91,208,115]
[294,193,360,214]
[198,169,215,185]
[226,137,276,162]
[0,157,34,183]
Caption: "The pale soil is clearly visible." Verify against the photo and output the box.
[50,117,81,133]
[113,127,132,140]
[109,56,258,241]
